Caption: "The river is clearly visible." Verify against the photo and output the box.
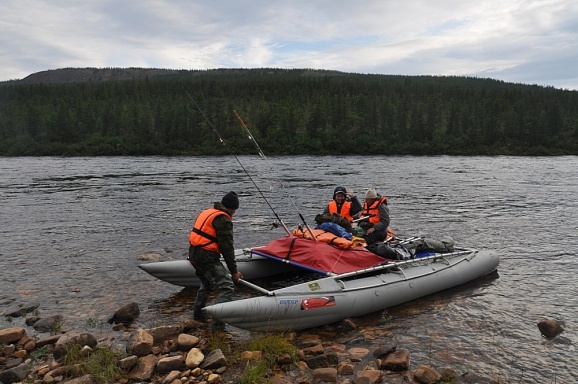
[1,155,576,383]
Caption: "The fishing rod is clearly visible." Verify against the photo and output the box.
[233,110,318,241]
[186,93,291,236]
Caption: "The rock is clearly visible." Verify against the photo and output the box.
[0,362,33,384]
[156,355,185,373]
[312,367,338,382]
[200,349,227,370]
[5,357,23,369]
[414,365,442,384]
[301,343,325,356]
[32,315,63,333]
[304,352,338,369]
[437,366,458,382]
[336,361,354,375]
[376,349,410,371]
[347,347,370,361]
[2,303,39,318]
[119,355,138,371]
[537,319,564,338]
[62,374,97,384]
[53,331,98,359]
[128,354,158,381]
[12,349,27,359]
[177,333,199,351]
[107,302,140,325]
[276,353,293,365]
[146,324,184,344]
[1,344,16,356]
[372,341,397,358]
[0,327,26,344]
[36,334,62,348]
[25,316,40,326]
[126,329,154,356]
[22,339,37,352]
[163,370,182,383]
[357,368,384,383]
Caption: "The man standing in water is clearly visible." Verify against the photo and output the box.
[188,191,243,332]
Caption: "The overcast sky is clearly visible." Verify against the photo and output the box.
[2,0,577,90]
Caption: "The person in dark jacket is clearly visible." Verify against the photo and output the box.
[323,186,362,223]
[188,191,242,331]
[358,188,391,245]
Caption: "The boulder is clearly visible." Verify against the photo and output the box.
[156,355,185,373]
[199,349,227,370]
[126,329,154,357]
[107,302,140,325]
[32,315,63,333]
[128,355,158,381]
[53,331,97,359]
[376,349,410,371]
[312,367,338,382]
[0,327,26,344]
[185,348,204,369]
[414,365,442,384]
[0,362,33,384]
[537,319,564,338]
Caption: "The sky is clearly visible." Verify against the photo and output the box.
[1,0,577,90]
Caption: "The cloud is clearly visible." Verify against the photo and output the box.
[1,0,576,90]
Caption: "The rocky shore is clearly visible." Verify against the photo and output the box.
[0,303,565,384]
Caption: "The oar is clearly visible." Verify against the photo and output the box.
[237,278,274,295]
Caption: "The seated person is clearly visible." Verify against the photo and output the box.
[358,188,391,245]
[323,186,362,223]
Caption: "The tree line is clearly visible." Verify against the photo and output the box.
[1,68,577,156]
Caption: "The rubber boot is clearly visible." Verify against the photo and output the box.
[211,319,226,332]
[193,299,208,322]
[193,306,206,322]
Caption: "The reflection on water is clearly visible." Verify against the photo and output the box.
[1,156,577,383]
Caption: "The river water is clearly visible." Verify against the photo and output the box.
[1,156,576,383]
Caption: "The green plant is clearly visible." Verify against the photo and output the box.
[30,345,50,361]
[50,320,63,335]
[379,314,394,324]
[239,333,298,384]
[241,360,269,384]
[4,315,13,323]
[64,344,125,383]
[86,317,105,328]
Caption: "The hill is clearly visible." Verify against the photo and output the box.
[1,67,346,85]
[1,67,576,156]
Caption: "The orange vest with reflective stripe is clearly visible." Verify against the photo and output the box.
[328,200,354,222]
[362,197,388,225]
[189,208,231,254]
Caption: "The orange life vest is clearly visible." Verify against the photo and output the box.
[362,197,388,225]
[292,228,353,249]
[328,200,354,222]
[189,208,231,254]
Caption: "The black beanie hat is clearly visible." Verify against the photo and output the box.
[221,191,239,210]
[333,186,347,199]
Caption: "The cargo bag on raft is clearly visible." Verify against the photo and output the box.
[406,236,455,253]
[366,236,455,260]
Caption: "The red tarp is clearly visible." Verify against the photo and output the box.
[251,236,391,274]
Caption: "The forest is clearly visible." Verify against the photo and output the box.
[1,68,577,156]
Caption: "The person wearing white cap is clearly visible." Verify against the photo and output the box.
[358,188,391,245]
